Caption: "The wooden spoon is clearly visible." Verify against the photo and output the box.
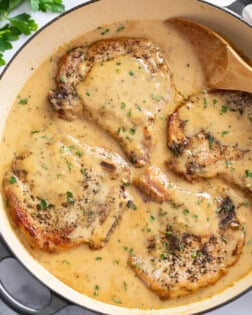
[167,18,252,93]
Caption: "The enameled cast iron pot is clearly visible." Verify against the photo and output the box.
[0,0,251,314]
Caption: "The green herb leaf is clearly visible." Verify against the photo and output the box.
[220,105,228,114]
[120,102,126,109]
[245,169,252,178]
[31,0,65,13]
[149,215,155,221]
[9,176,17,184]
[18,98,28,105]
[112,297,122,304]
[203,97,207,108]
[129,128,136,135]
[116,25,125,32]
[0,1,64,66]
[39,199,47,210]
[8,13,38,35]
[95,256,102,261]
[183,209,189,215]
[208,136,215,149]
[66,191,74,204]
[221,130,229,137]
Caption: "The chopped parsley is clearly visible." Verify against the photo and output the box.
[116,25,125,32]
[127,109,132,117]
[130,202,137,210]
[212,99,218,106]
[203,97,207,108]
[245,169,252,178]
[100,28,110,35]
[220,105,228,114]
[221,236,227,243]
[39,199,47,210]
[19,98,28,105]
[149,215,155,221]
[221,130,229,137]
[8,176,17,184]
[120,102,126,109]
[225,160,233,169]
[59,76,65,83]
[183,209,189,215]
[112,297,122,304]
[122,281,128,291]
[95,256,102,261]
[208,136,215,149]
[129,128,136,135]
[75,151,83,157]
[128,70,134,76]
[66,191,74,204]
[61,259,70,265]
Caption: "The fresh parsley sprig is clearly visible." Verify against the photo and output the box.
[0,0,65,66]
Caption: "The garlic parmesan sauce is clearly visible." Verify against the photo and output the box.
[0,20,252,309]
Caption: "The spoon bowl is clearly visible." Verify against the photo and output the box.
[167,18,252,93]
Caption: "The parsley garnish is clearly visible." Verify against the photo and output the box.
[0,1,64,65]
[221,130,229,137]
[183,209,189,215]
[116,25,125,32]
[245,169,252,178]
[129,128,136,135]
[19,98,28,105]
[39,199,47,210]
[112,297,122,304]
[208,136,215,149]
[8,176,17,184]
[66,191,74,204]
[120,102,126,109]
[203,97,207,108]
[220,105,228,114]
[95,256,102,261]
[30,0,65,13]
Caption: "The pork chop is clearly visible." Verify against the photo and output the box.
[130,165,245,298]
[129,217,244,299]
[48,38,174,166]
[3,134,132,252]
[166,91,252,192]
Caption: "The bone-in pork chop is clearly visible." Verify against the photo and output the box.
[48,38,174,166]
[130,165,245,298]
[3,134,132,252]
[166,91,252,192]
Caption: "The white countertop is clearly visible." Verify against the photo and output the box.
[0,1,251,314]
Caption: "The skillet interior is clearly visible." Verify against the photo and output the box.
[0,0,251,314]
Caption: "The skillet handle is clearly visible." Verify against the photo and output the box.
[226,0,252,16]
[0,235,69,315]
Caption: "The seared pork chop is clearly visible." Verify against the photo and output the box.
[49,38,174,166]
[3,134,132,252]
[131,165,245,298]
[167,91,252,192]
[129,219,244,299]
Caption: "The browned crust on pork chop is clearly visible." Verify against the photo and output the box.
[128,196,245,299]
[49,38,170,121]
[3,138,132,252]
[48,38,173,167]
[48,47,85,121]
[134,165,174,202]
[166,110,249,190]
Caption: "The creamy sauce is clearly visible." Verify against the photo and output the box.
[0,20,252,309]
